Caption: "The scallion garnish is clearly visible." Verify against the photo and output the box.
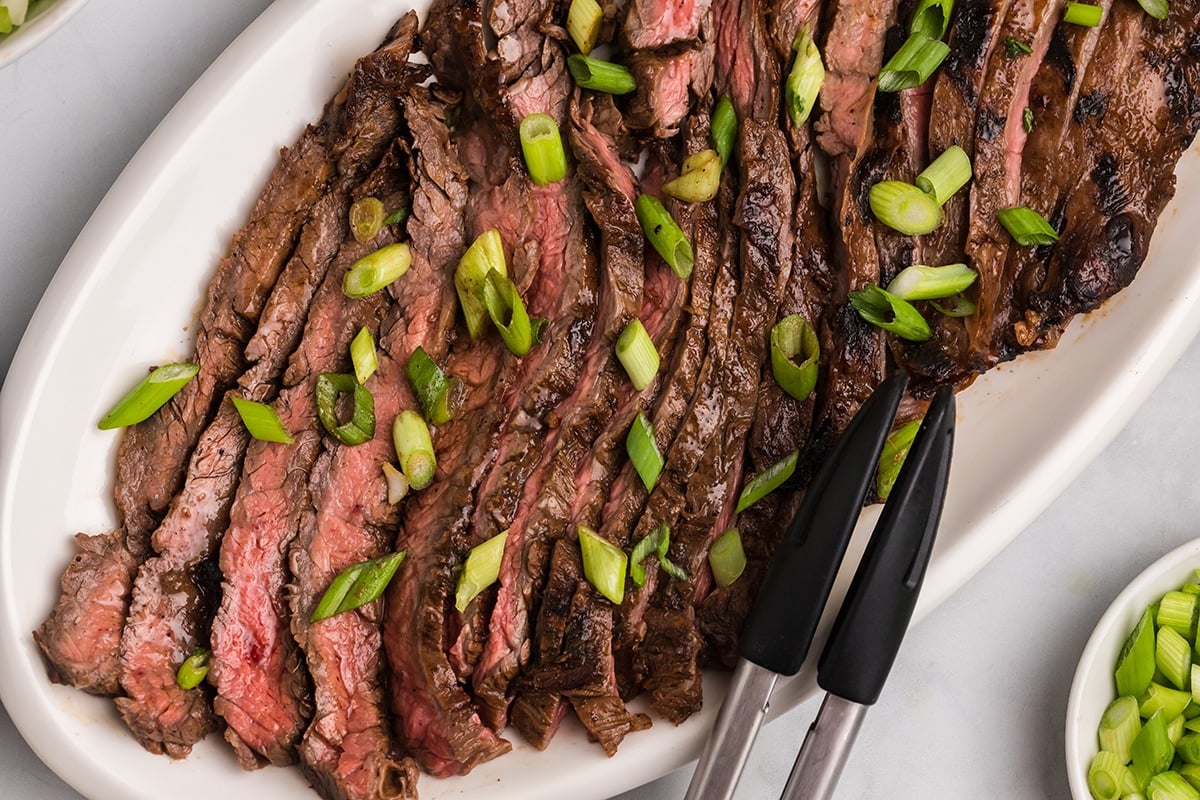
[909,0,955,40]
[456,229,507,339]
[1178,734,1200,763]
[877,33,950,93]
[382,462,409,505]
[1133,712,1174,789]
[1159,626,1193,690]
[343,242,412,299]
[1141,683,1192,720]
[660,556,688,581]
[1159,591,1200,638]
[709,529,747,587]
[1063,1,1103,26]
[915,145,972,205]
[616,318,660,391]
[98,362,199,430]
[579,526,627,604]
[315,373,375,446]
[626,412,664,491]
[1099,696,1142,764]
[231,396,295,444]
[350,326,378,384]
[877,419,922,500]
[455,530,509,612]
[735,450,799,514]
[629,525,669,588]
[785,26,825,126]
[175,648,211,691]
[868,180,944,235]
[566,0,604,54]
[405,346,464,426]
[1118,608,1158,698]
[931,292,977,318]
[483,269,543,356]
[310,551,407,622]
[711,95,738,166]
[663,149,722,203]
[1137,0,1168,19]
[770,314,819,402]
[349,197,386,243]
[1087,750,1138,800]
[392,410,436,491]
[1170,714,1188,746]
[635,194,695,279]
[1149,772,1199,799]
[1004,37,1033,58]
[383,207,408,226]
[886,263,978,301]
[998,206,1060,246]
[1023,106,1034,133]
[567,54,637,95]
[519,113,568,186]
[848,286,932,341]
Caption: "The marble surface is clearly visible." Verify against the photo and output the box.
[3,2,1198,798]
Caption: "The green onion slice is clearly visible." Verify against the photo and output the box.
[1117,607,1158,698]
[349,197,386,243]
[886,263,978,301]
[660,556,688,581]
[231,396,295,445]
[1063,1,1103,25]
[1140,682,1192,720]
[392,410,436,490]
[711,95,738,166]
[1179,733,1200,763]
[405,345,464,426]
[909,0,955,39]
[709,529,747,587]
[98,362,199,430]
[1022,106,1034,134]
[383,207,408,226]
[0,8,11,34]
[310,551,407,622]
[567,0,604,54]
[1004,37,1033,58]
[175,648,211,690]
[848,286,932,341]
[1159,591,1199,638]
[483,269,543,356]
[998,206,1060,246]
[343,242,412,298]
[579,526,627,605]
[455,530,509,612]
[316,372,375,446]
[1087,750,1138,800]
[350,326,378,384]
[456,229,507,339]
[616,318,660,391]
[567,54,637,95]
[877,419,922,500]
[869,180,944,235]
[877,33,950,93]
[915,145,972,205]
[1099,696,1141,765]
[382,462,409,505]
[1158,626,1193,690]
[626,412,664,491]
[736,450,799,514]
[663,149,722,203]
[519,113,568,186]
[931,292,977,318]
[1149,772,1199,799]
[629,524,669,588]
[1133,712,1175,790]
[785,26,825,126]
[635,194,694,279]
[770,314,819,402]
[1137,0,1168,19]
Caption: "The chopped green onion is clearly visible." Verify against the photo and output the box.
[310,551,406,622]
[519,113,568,186]
[1137,0,1168,19]
[0,8,11,34]
[848,286,932,342]
[1183,764,1200,790]
[886,263,978,301]
[709,529,747,587]
[736,450,799,514]
[231,397,295,444]
[349,197,386,243]
[350,326,378,384]
[98,363,199,430]
[1183,583,1200,596]
[405,346,464,425]
[932,293,977,318]
[1134,712,1175,791]
[635,194,695,279]
[770,314,819,402]
[578,526,627,605]
[626,412,664,491]
[630,525,670,588]
[1172,714,1188,745]
[567,0,604,54]
[785,26,825,126]
[663,149,722,203]
[711,95,738,166]
[915,145,972,205]
[660,558,688,581]
[616,318,660,391]
[315,373,375,446]
[1160,627,1193,691]
[877,33,951,93]
[175,648,211,691]
[567,54,637,95]
[1023,106,1035,133]
[1004,37,1033,58]
[382,462,409,505]
[1100,696,1142,764]
[998,206,1060,246]
[909,0,955,40]
[343,242,412,298]
[1180,735,1200,765]
[483,269,544,356]
[1089,750,1138,800]
[1142,684,1194,721]
[877,419,922,500]
[1064,1,1103,25]
[1160,592,1200,638]
[869,180,944,235]
[1148,772,1200,800]
[456,229,508,340]
[455,530,509,612]
[392,410,436,491]
[383,207,408,226]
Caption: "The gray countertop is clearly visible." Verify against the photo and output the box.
[4,2,1196,798]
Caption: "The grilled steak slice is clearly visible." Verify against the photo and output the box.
[713,0,778,120]
[622,0,716,136]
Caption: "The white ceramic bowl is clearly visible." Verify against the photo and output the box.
[1066,538,1200,798]
[0,0,90,69]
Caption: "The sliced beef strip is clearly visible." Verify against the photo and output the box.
[713,0,778,121]
[623,0,712,49]
[622,0,716,136]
